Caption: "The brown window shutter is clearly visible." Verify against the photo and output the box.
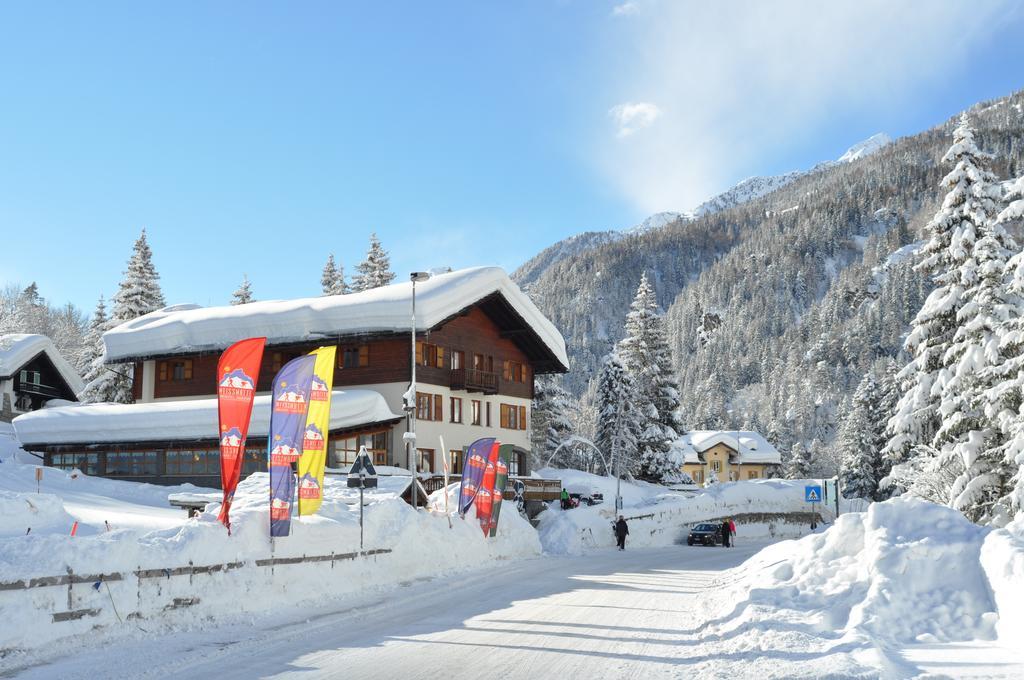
[500,404,509,429]
[416,342,424,366]
[486,402,491,427]
[434,394,442,421]
[436,346,444,368]
[158,362,167,381]
[503,361,511,381]
[519,405,527,430]
[184,360,193,380]
[359,345,369,367]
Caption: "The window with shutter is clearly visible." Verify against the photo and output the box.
[519,405,527,430]
[433,394,442,421]
[500,404,509,428]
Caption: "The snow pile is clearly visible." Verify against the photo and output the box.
[721,497,999,646]
[0,464,540,652]
[980,518,1024,642]
[536,469,826,554]
[0,491,76,538]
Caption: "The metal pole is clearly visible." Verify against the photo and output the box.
[410,278,418,509]
[359,484,364,551]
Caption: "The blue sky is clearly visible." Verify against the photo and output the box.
[2,1,1024,313]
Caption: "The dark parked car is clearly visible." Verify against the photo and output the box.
[687,523,722,546]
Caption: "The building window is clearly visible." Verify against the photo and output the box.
[339,345,369,369]
[19,369,42,385]
[416,448,434,473]
[711,460,721,472]
[106,450,159,477]
[416,342,444,368]
[695,470,704,484]
[747,470,759,479]
[507,451,522,476]
[270,352,283,373]
[451,350,464,370]
[50,452,100,475]
[450,397,463,423]
[416,392,442,421]
[242,447,265,475]
[503,360,525,383]
[449,449,463,474]
[158,359,193,382]
[471,400,481,426]
[486,402,491,427]
[473,353,484,370]
[500,404,527,430]
[332,430,388,467]
[165,449,219,476]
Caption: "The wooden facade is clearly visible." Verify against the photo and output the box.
[134,305,538,402]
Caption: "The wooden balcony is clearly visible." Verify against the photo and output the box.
[449,368,498,394]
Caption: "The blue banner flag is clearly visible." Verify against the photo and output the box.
[458,438,496,516]
[268,354,316,537]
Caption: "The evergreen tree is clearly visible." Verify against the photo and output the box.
[786,441,814,479]
[352,233,395,292]
[79,295,133,403]
[231,275,254,305]
[321,254,349,295]
[617,273,685,481]
[885,115,991,468]
[594,352,639,478]
[112,229,164,323]
[530,378,575,470]
[837,371,884,500]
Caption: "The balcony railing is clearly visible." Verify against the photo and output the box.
[450,368,498,394]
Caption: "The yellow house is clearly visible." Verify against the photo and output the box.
[675,431,781,487]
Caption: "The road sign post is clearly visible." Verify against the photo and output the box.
[805,484,822,532]
[347,447,378,551]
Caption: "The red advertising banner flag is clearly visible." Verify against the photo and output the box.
[217,337,266,531]
[475,441,502,535]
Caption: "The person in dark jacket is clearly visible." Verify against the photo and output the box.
[614,515,629,550]
[721,519,733,548]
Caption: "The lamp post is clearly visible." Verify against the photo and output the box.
[407,271,432,508]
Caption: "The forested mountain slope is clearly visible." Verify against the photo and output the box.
[520,89,1024,471]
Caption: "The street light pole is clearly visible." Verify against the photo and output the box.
[408,272,431,509]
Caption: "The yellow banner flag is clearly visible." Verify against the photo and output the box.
[297,345,336,516]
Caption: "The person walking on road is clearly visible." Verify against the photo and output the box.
[721,518,733,548]
[729,518,737,547]
[614,515,629,550]
[560,488,570,510]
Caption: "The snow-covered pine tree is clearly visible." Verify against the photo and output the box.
[837,370,884,500]
[352,233,395,292]
[530,377,575,470]
[934,167,1016,523]
[321,254,349,295]
[617,273,685,482]
[786,441,814,479]
[594,352,639,477]
[87,229,164,403]
[79,295,133,403]
[231,275,254,305]
[885,115,991,469]
[112,229,165,323]
[981,175,1024,522]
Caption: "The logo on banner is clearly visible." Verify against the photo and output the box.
[220,426,244,459]
[270,435,302,465]
[302,423,325,452]
[218,367,256,402]
[270,497,291,521]
[310,374,329,401]
[298,473,321,500]
[467,454,486,472]
[274,382,308,413]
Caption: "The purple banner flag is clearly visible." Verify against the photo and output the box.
[268,354,316,538]
[458,437,496,516]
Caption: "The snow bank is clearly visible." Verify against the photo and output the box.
[980,518,1024,642]
[0,468,540,652]
[718,497,999,647]
[536,469,825,554]
[0,491,76,538]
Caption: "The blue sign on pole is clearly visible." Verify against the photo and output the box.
[805,485,822,503]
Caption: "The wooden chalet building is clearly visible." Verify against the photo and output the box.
[0,334,84,423]
[13,267,569,487]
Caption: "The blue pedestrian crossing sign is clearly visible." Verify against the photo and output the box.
[805,485,822,503]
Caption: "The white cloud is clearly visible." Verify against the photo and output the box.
[611,2,639,17]
[594,0,1017,214]
[609,101,662,137]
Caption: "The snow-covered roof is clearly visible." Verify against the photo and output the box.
[101,266,569,371]
[0,334,85,395]
[672,430,781,465]
[12,389,401,446]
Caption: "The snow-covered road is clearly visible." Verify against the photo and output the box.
[5,541,1021,680]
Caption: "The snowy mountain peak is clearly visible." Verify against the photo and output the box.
[625,211,686,234]
[836,133,891,164]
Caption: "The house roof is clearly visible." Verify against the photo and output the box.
[13,389,401,447]
[672,430,781,465]
[0,334,85,395]
[100,266,569,373]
